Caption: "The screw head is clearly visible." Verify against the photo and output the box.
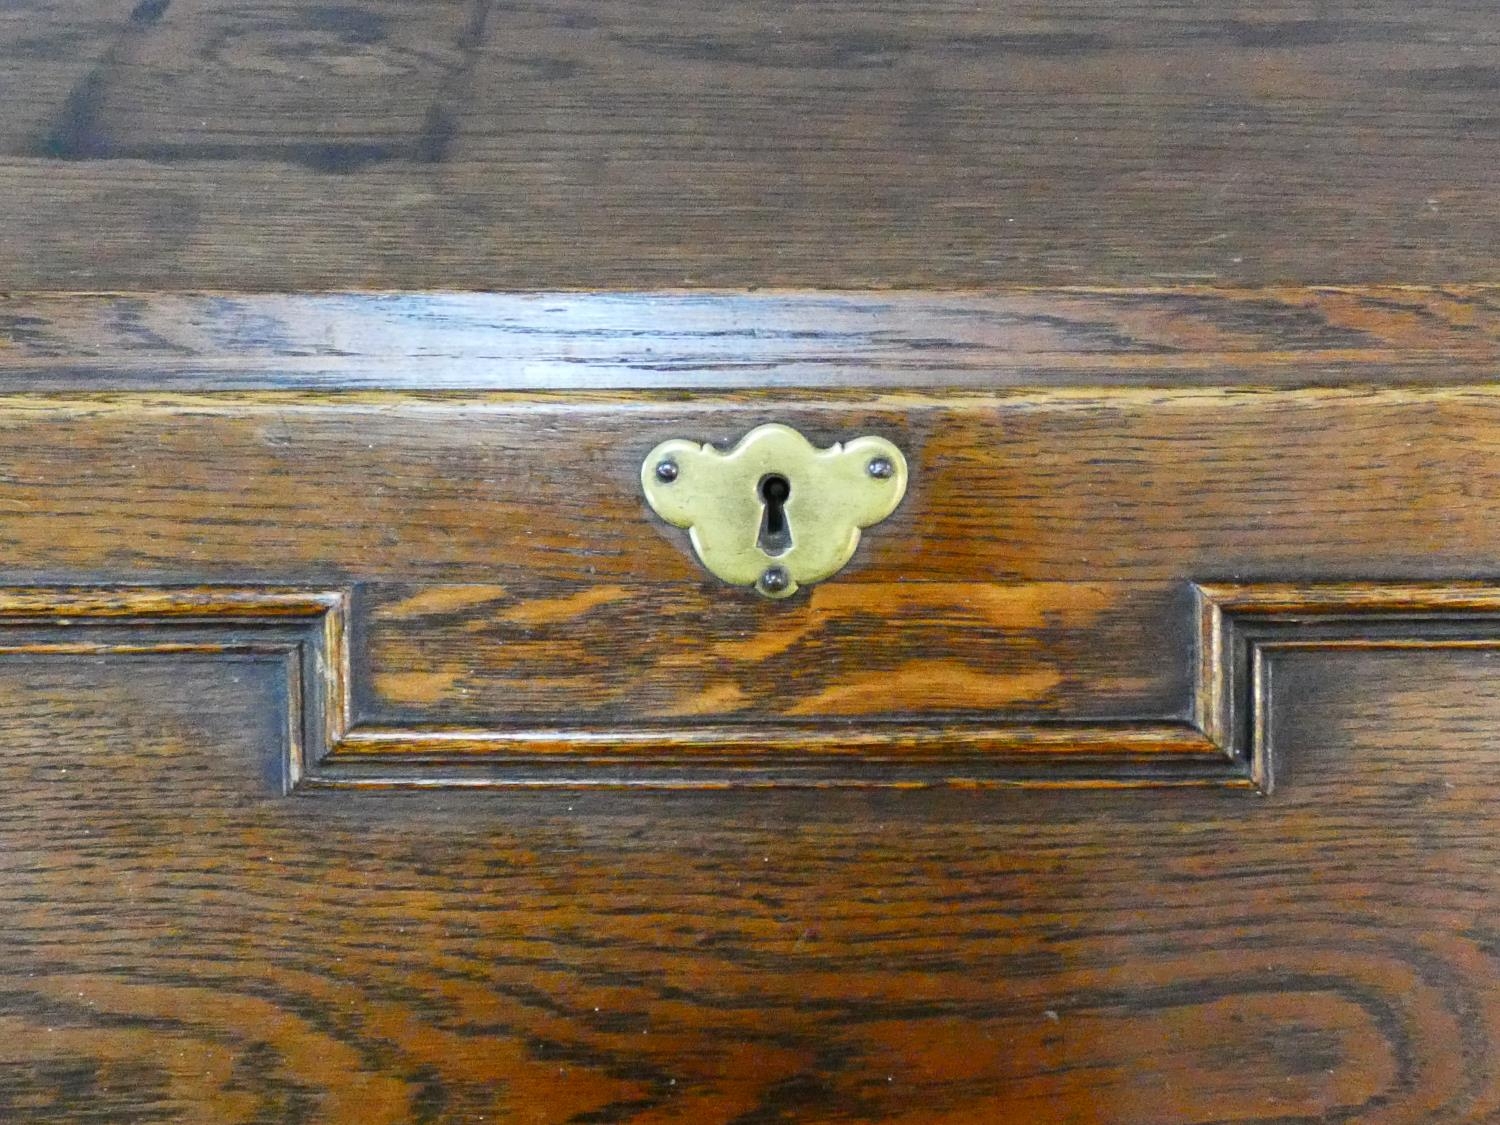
[654,459,679,483]
[866,456,895,480]
[759,566,790,594]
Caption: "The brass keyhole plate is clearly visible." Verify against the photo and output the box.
[641,423,908,598]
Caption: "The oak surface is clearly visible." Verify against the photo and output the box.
[2,1,1498,289]
[0,385,1493,586]
[0,378,1494,791]
[6,0,1500,1114]
[4,288,1500,389]
[4,642,1500,1121]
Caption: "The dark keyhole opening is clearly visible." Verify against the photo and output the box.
[758,473,793,556]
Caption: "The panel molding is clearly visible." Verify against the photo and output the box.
[2,582,1497,792]
[1195,583,1500,793]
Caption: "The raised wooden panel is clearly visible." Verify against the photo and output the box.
[27,0,478,166]
[353,581,1190,725]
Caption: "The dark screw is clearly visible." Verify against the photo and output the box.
[760,566,790,594]
[867,456,895,480]
[654,459,679,483]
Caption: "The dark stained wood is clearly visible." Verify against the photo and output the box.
[2,581,1500,798]
[7,0,1500,1108]
[5,636,1500,1119]
[0,283,1497,1100]
[0,583,1225,790]
[2,2,1498,289]
[0,383,1496,585]
[0,343,1495,787]
[4,288,1500,389]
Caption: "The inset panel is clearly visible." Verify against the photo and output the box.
[355,581,1191,725]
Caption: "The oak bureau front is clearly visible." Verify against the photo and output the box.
[8,0,1500,1116]
[4,286,1500,1120]
[3,289,1500,794]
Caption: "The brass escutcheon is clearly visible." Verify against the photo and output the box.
[641,423,908,598]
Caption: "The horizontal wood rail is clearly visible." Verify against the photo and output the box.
[2,288,1499,389]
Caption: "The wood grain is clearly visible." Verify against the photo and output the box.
[5,642,1500,1119]
[4,288,1500,389]
[356,580,1188,725]
[2,293,1499,785]
[2,2,1498,289]
[0,584,1221,789]
[7,0,1499,1113]
[0,582,1495,794]
[0,385,1497,584]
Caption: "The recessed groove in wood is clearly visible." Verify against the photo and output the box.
[1,582,1498,791]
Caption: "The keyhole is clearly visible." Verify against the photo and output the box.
[758,473,793,556]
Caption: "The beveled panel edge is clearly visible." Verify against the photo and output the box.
[1,287,1498,389]
[0,587,348,795]
[2,582,1499,791]
[1197,582,1500,794]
